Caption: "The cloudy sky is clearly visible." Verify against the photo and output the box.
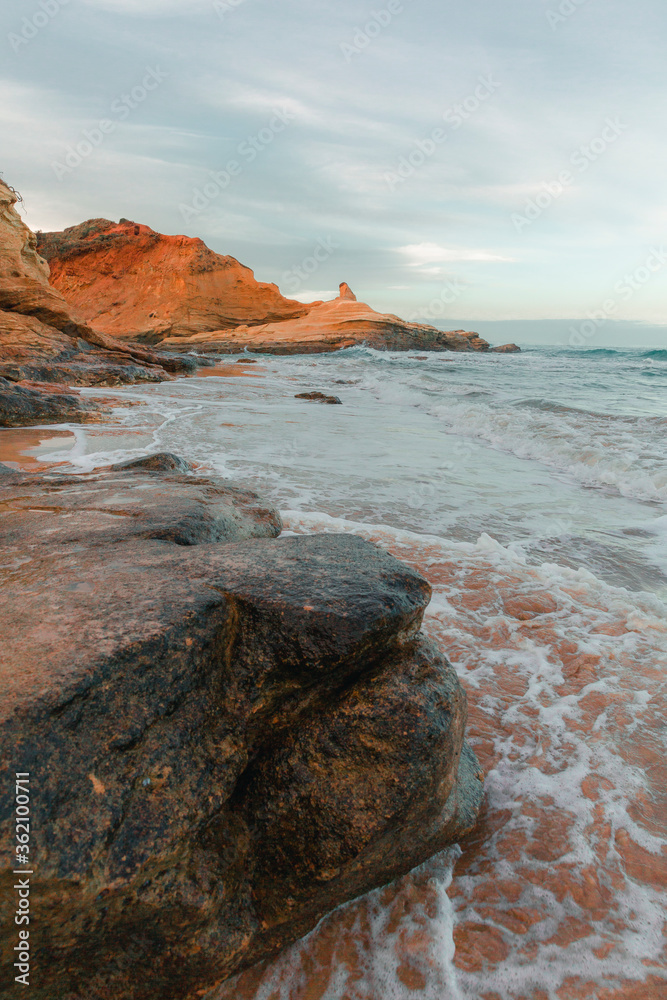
[2,0,666,343]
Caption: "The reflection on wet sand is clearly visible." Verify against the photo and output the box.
[0,428,76,471]
[196,363,268,378]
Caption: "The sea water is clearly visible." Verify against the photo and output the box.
[58,344,667,600]
[31,345,667,998]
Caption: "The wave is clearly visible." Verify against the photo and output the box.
[642,349,667,360]
[427,397,667,503]
[513,398,611,418]
[573,347,621,356]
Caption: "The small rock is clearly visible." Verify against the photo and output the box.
[295,391,342,405]
[110,452,195,474]
[492,343,521,353]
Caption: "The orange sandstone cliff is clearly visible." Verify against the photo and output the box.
[0,182,198,425]
[37,218,310,344]
[36,220,506,354]
[160,281,493,355]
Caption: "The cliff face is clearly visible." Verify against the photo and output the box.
[37,218,310,343]
[37,221,497,353]
[0,183,205,426]
[0,180,50,285]
[160,283,492,354]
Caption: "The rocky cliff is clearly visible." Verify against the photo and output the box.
[36,220,505,354]
[0,455,483,999]
[160,281,493,355]
[0,181,201,426]
[36,217,310,343]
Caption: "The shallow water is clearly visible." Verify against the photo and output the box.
[6,345,666,998]
[33,344,667,600]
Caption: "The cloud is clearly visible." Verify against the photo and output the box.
[78,0,211,14]
[2,0,666,326]
[398,243,515,265]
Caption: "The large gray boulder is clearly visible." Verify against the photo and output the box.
[0,458,482,999]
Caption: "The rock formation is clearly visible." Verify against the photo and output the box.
[160,285,492,355]
[0,375,105,427]
[0,456,483,1000]
[492,343,521,353]
[295,390,343,404]
[0,181,201,426]
[36,217,508,354]
[0,181,518,429]
[222,519,666,1000]
[36,217,310,342]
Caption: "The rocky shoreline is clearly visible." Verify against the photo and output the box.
[0,180,210,429]
[0,454,483,998]
[1,181,490,995]
[0,181,518,430]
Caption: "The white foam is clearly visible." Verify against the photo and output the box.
[269,511,667,999]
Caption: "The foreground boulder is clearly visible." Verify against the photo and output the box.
[0,457,482,999]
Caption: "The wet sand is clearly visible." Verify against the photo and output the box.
[195,363,268,378]
[0,428,76,471]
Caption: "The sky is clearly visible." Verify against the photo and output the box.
[2,0,667,346]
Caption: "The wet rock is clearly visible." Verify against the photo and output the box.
[0,376,103,427]
[244,638,482,956]
[492,343,521,353]
[0,460,281,546]
[0,464,481,1000]
[295,391,343,404]
[110,451,196,473]
[0,356,169,386]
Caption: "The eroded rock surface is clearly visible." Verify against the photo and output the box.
[0,182,202,425]
[36,217,309,342]
[0,458,482,1000]
[221,516,665,1000]
[160,286,493,355]
[0,376,103,427]
[36,217,515,354]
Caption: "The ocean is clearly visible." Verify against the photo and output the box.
[16,345,667,998]
[56,344,667,599]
